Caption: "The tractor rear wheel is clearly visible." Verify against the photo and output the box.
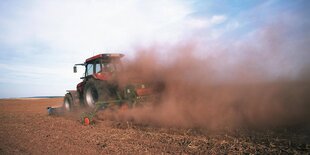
[63,93,73,112]
[83,79,111,108]
[84,82,98,108]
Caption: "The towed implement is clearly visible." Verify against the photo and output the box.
[50,53,164,125]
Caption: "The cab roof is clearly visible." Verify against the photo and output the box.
[85,53,124,63]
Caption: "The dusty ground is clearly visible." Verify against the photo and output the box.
[0,98,309,154]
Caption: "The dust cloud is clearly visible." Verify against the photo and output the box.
[101,24,310,130]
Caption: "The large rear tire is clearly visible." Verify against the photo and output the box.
[83,79,111,108]
[63,93,73,112]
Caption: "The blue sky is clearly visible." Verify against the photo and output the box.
[0,0,309,98]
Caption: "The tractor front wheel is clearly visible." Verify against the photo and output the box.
[63,93,73,112]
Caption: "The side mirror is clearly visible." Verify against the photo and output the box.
[73,66,77,73]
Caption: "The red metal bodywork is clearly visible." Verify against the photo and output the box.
[86,53,124,63]
[77,81,85,93]
[92,72,113,81]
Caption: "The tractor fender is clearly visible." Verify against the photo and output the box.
[66,90,81,106]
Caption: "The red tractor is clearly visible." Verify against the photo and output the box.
[62,53,163,124]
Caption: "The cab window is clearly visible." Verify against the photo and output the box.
[86,63,94,76]
[95,61,101,73]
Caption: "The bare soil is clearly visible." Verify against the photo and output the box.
[0,98,309,154]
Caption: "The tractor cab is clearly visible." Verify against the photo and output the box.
[74,54,124,80]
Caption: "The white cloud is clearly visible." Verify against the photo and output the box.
[2,0,193,53]
[186,18,209,29]
[186,15,227,30]
[210,15,227,24]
